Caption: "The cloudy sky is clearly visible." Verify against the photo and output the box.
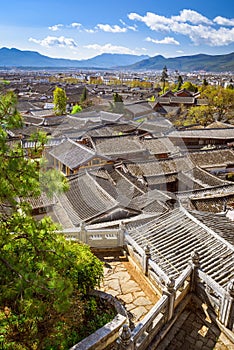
[1,0,234,60]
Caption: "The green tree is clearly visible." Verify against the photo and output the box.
[109,92,124,113]
[80,87,88,103]
[0,92,104,349]
[187,105,214,126]
[202,78,209,87]
[176,75,183,91]
[53,86,67,115]
[200,85,234,121]
[71,104,83,114]
[161,66,168,93]
[181,81,198,93]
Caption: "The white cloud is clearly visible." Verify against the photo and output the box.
[85,29,96,33]
[120,19,138,31]
[70,22,82,29]
[48,24,63,31]
[128,10,234,47]
[172,9,212,25]
[84,43,139,55]
[96,24,127,33]
[213,16,234,26]
[146,36,180,45]
[29,36,78,48]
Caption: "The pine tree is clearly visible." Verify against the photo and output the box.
[0,92,103,349]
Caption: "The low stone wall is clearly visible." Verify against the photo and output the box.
[70,290,128,350]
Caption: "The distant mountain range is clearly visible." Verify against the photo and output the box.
[127,52,234,72]
[0,47,233,72]
[0,48,149,69]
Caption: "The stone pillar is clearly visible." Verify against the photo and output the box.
[219,279,234,330]
[190,250,200,293]
[117,324,133,350]
[143,245,151,277]
[163,277,176,321]
[119,221,125,247]
[80,222,87,243]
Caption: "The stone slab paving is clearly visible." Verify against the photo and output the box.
[158,303,234,350]
[96,251,159,326]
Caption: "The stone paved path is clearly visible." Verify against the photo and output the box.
[95,251,234,349]
[158,303,234,350]
[96,251,159,326]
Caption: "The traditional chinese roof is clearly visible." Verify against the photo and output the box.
[91,135,150,160]
[143,137,179,156]
[189,210,234,246]
[168,129,234,140]
[48,138,98,169]
[125,156,194,177]
[189,149,234,168]
[126,206,234,287]
[55,172,119,225]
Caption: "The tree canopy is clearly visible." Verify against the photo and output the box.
[0,92,104,349]
[53,86,67,115]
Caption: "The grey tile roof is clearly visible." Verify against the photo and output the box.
[189,149,234,167]
[126,207,234,287]
[93,135,149,159]
[56,172,118,225]
[126,156,194,177]
[143,137,179,155]
[190,210,234,246]
[169,128,234,140]
[48,139,96,169]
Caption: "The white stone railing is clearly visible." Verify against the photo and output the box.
[117,265,193,350]
[70,290,128,350]
[63,226,124,248]
[117,250,234,349]
[63,226,234,349]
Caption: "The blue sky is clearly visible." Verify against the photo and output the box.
[1,0,234,60]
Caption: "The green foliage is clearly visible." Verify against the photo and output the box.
[53,86,67,115]
[109,92,124,113]
[71,104,82,114]
[148,95,156,102]
[226,172,234,181]
[181,81,198,92]
[161,66,168,93]
[0,92,104,349]
[176,75,183,91]
[80,87,87,103]
[200,85,234,120]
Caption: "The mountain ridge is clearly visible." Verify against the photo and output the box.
[0,47,233,72]
[127,52,234,72]
[0,47,149,68]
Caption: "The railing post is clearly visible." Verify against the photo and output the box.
[119,221,125,247]
[219,279,234,330]
[143,245,151,277]
[190,250,200,293]
[80,222,87,244]
[163,277,175,321]
[117,324,133,350]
